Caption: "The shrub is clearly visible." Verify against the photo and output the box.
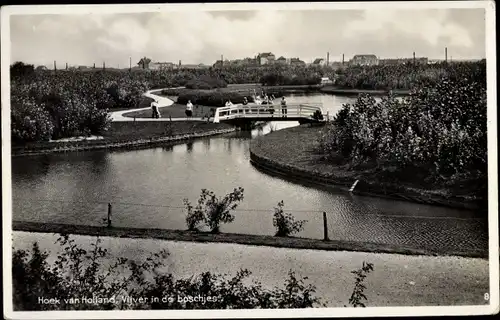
[185,75,227,90]
[12,234,374,310]
[177,91,252,107]
[318,62,487,189]
[11,61,35,78]
[272,201,307,237]
[345,262,375,308]
[11,100,54,143]
[184,187,244,233]
[312,110,324,121]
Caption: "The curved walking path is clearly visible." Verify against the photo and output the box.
[109,87,206,122]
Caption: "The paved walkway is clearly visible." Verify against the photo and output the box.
[109,87,206,122]
[12,231,495,310]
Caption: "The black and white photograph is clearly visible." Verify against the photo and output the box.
[1,1,498,318]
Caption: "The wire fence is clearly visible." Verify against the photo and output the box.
[11,197,487,221]
[11,197,489,253]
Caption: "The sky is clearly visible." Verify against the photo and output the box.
[9,8,486,68]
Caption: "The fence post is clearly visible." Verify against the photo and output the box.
[107,203,112,228]
[323,212,329,241]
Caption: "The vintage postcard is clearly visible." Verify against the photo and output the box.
[1,1,498,319]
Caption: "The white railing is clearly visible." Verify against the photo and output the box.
[213,103,324,123]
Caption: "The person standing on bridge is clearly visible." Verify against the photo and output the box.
[281,97,287,118]
[186,100,193,119]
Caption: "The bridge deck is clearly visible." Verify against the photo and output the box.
[213,103,324,123]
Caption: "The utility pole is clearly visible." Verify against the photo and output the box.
[129,57,132,71]
[326,52,330,66]
[103,61,105,70]
[342,54,344,65]
[93,62,95,69]
[445,47,448,63]
[65,62,68,70]
[54,60,57,71]
[413,51,416,64]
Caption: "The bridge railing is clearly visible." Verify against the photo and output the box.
[213,103,324,123]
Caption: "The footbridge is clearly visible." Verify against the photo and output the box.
[213,103,325,124]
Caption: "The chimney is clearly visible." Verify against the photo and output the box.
[54,60,57,71]
[65,62,68,70]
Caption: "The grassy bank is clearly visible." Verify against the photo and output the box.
[12,121,235,156]
[123,103,214,119]
[12,220,488,258]
[249,125,486,211]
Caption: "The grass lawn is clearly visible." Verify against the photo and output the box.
[12,121,235,153]
[250,125,486,210]
[103,121,233,141]
[122,103,214,119]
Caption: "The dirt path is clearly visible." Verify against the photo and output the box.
[11,231,493,309]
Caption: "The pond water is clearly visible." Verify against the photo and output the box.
[11,93,488,254]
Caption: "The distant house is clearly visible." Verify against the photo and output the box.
[350,54,379,66]
[276,56,287,64]
[289,58,306,66]
[313,58,326,66]
[257,52,276,65]
[36,66,48,71]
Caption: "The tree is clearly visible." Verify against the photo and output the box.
[10,61,35,78]
[137,57,152,69]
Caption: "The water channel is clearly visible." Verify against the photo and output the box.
[11,93,488,254]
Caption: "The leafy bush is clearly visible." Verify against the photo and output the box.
[185,75,228,89]
[10,101,54,143]
[312,110,324,121]
[318,61,487,188]
[346,262,374,308]
[10,61,35,78]
[260,73,322,86]
[333,60,486,91]
[183,187,244,233]
[272,201,307,237]
[12,234,374,310]
[177,91,253,107]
